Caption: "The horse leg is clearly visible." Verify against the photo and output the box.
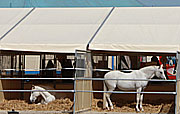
[104,80,116,110]
[140,88,144,111]
[46,95,55,103]
[104,90,110,110]
[105,96,110,110]
[136,87,142,112]
[106,88,114,110]
[41,99,47,104]
[103,82,109,110]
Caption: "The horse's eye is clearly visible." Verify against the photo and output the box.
[160,72,162,74]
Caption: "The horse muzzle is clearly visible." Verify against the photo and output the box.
[30,98,36,103]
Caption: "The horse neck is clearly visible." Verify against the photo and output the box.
[40,91,51,100]
[36,86,53,99]
[139,66,157,79]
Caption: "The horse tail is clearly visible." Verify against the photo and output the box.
[103,81,107,109]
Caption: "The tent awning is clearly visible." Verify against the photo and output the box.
[0,8,112,53]
[0,8,32,38]
[2,7,180,54]
[89,7,180,53]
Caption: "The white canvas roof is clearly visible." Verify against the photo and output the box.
[89,7,180,53]
[0,8,32,38]
[1,7,180,53]
[0,8,112,53]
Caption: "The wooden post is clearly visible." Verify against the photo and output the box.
[0,80,5,102]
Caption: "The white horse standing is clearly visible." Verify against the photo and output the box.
[30,85,56,104]
[103,65,166,112]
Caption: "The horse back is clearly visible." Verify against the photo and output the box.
[104,70,133,79]
[36,85,56,96]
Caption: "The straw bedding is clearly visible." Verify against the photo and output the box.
[0,98,174,113]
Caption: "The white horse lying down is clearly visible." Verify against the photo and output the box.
[30,85,56,104]
[103,65,166,112]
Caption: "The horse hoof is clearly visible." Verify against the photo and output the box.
[136,108,140,112]
[110,107,114,110]
[37,103,41,105]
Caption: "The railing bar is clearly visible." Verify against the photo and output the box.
[76,90,177,95]
[93,69,112,72]
[0,90,75,92]
[1,68,86,71]
[1,68,175,73]
[75,78,176,82]
[0,90,176,95]
[0,78,75,80]
[0,78,176,82]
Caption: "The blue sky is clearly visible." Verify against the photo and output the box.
[0,0,180,8]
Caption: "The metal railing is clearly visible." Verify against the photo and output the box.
[0,67,178,114]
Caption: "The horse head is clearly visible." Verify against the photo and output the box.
[30,85,41,103]
[155,64,166,80]
[30,85,56,104]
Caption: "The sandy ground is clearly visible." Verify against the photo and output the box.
[0,98,175,114]
[0,98,73,111]
[91,99,174,114]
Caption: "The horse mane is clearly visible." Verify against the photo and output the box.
[140,65,158,70]
[139,65,158,73]
[33,85,56,96]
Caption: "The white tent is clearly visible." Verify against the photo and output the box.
[0,8,32,38]
[1,7,180,53]
[0,8,112,53]
[89,7,180,53]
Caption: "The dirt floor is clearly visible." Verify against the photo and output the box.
[91,99,174,113]
[0,98,73,112]
[0,98,174,114]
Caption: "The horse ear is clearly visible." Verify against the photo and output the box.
[159,64,163,69]
[32,85,35,89]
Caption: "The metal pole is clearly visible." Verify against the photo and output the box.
[73,78,76,114]
[175,52,179,114]
[175,78,177,114]
[73,51,78,114]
